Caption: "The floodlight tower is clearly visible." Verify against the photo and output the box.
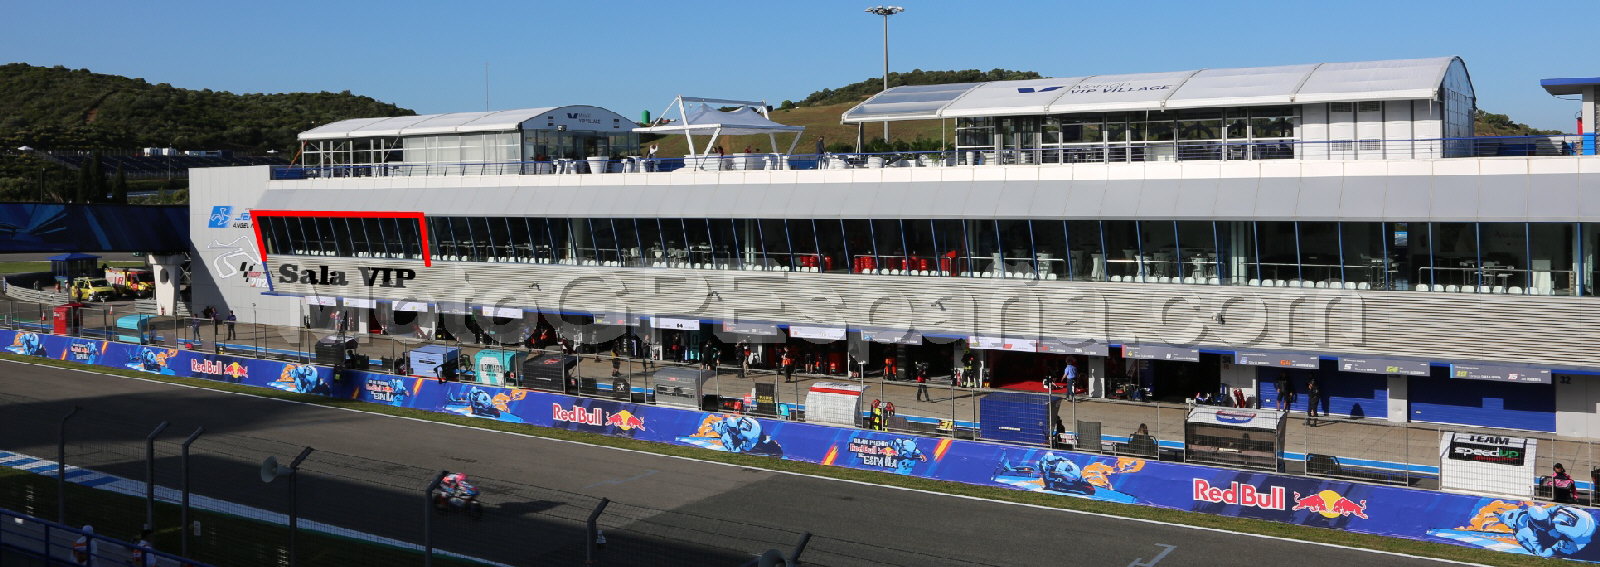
[865,6,906,142]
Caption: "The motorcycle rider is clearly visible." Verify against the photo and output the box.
[435,470,475,509]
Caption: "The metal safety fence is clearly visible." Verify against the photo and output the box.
[0,388,1014,566]
[4,295,1595,533]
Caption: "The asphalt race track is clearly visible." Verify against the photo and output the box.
[0,360,1474,566]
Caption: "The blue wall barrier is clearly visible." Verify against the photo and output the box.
[0,204,188,253]
[10,328,1596,562]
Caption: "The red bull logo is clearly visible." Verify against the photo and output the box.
[224,362,248,380]
[1192,479,1286,510]
[1292,489,1369,519]
[605,410,646,431]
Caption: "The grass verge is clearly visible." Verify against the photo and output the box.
[0,352,1566,566]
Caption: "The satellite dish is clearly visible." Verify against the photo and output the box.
[259,456,292,483]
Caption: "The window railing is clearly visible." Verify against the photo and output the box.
[267,135,1591,180]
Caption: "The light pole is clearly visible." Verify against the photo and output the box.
[865,5,905,143]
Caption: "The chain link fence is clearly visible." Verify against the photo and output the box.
[0,388,1018,566]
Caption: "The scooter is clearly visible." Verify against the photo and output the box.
[434,483,484,519]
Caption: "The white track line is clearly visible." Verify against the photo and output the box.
[1,358,1495,566]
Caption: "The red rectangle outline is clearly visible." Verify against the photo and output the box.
[249,210,431,267]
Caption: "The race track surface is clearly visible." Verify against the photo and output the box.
[0,361,1468,566]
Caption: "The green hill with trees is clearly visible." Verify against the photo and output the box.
[0,63,415,203]
[0,63,414,152]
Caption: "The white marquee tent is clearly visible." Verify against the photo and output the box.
[634,96,805,157]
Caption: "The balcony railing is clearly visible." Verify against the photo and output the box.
[269,135,1591,180]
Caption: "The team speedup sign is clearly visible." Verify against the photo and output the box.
[1448,435,1528,466]
[1440,433,1538,497]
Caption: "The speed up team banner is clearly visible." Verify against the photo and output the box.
[8,327,1599,562]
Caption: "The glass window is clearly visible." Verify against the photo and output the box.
[931,220,967,276]
[1102,221,1140,281]
[735,219,761,267]
[466,217,492,262]
[904,219,940,275]
[591,218,619,265]
[503,218,530,262]
[1534,223,1576,295]
[1138,221,1179,281]
[1250,109,1297,138]
[815,220,848,273]
[489,216,513,261]
[1031,220,1066,280]
[682,219,713,268]
[708,219,739,269]
[1430,223,1478,290]
[1065,220,1103,281]
[1256,222,1299,283]
[556,218,582,264]
[758,219,791,271]
[1480,223,1529,292]
[1339,222,1385,289]
[996,220,1033,278]
[1142,112,1176,142]
[656,218,686,268]
[842,220,876,273]
[1225,117,1248,140]
[1176,221,1217,284]
[427,217,449,261]
[1298,222,1340,284]
[871,220,904,274]
[616,218,643,267]
[346,218,372,258]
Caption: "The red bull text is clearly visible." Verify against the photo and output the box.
[552,404,607,426]
[191,358,226,376]
[1192,479,1286,510]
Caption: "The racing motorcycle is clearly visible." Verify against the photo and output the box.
[434,481,484,519]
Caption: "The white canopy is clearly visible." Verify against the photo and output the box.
[633,104,804,136]
[634,96,805,157]
[300,108,557,140]
[850,82,985,121]
[841,56,1466,123]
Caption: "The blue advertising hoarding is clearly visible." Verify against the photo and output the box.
[4,327,1596,562]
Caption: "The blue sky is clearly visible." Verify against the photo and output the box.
[1,1,1585,131]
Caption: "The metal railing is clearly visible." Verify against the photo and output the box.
[0,507,210,567]
[268,135,1591,180]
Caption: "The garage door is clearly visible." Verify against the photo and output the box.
[1255,366,1388,419]
[1408,375,1555,432]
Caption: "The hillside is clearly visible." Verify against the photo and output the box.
[0,63,414,153]
[1474,109,1562,136]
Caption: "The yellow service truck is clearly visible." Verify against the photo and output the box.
[69,277,118,302]
[105,267,154,298]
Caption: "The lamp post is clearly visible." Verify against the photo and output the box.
[865,5,905,143]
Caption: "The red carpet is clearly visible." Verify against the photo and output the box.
[989,376,1082,394]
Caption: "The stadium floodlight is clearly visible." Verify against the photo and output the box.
[864,6,906,141]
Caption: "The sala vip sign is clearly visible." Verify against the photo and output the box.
[278,263,416,288]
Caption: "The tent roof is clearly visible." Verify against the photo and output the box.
[633,104,803,136]
[841,57,1464,122]
[299,107,560,140]
[47,253,100,261]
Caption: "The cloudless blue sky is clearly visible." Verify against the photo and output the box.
[1,1,1586,131]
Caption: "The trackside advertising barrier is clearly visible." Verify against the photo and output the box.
[5,328,1595,562]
